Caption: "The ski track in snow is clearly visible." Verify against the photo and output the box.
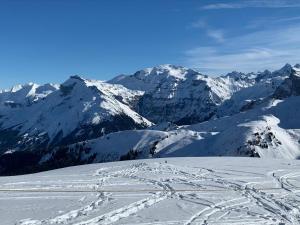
[3,158,300,225]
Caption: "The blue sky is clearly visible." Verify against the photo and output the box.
[1,0,300,89]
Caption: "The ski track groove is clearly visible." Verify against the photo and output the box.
[73,162,177,225]
[161,163,300,225]
[207,170,299,225]
[16,162,300,225]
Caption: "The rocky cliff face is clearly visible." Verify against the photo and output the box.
[111,64,290,124]
[274,67,300,99]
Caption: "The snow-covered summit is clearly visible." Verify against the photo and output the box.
[0,82,59,108]
[132,64,194,78]
[222,70,260,81]
[138,64,197,79]
[109,64,200,92]
[222,64,293,82]
[256,63,293,81]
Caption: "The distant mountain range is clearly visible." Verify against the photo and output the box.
[1,63,300,175]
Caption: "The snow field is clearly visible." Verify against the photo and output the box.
[0,157,299,224]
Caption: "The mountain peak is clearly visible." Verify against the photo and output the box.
[9,83,38,93]
[136,64,191,80]
[224,71,247,79]
[61,75,89,89]
[147,64,184,70]
[276,63,292,73]
[70,75,85,81]
[283,63,292,68]
[152,64,180,68]
[109,64,200,91]
[294,63,300,69]
[274,66,300,99]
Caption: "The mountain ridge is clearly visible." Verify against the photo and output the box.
[0,63,299,175]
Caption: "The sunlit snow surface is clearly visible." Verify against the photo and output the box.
[1,157,300,225]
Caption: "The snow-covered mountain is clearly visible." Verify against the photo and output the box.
[110,64,288,124]
[0,82,59,107]
[1,63,300,175]
[0,76,152,174]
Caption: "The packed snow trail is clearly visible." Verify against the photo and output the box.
[0,157,299,225]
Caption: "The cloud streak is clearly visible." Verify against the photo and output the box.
[246,16,300,29]
[202,0,300,10]
[185,25,300,75]
[190,20,225,43]
[206,29,225,43]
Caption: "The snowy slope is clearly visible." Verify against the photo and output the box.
[47,130,169,163]
[1,157,300,225]
[58,88,300,163]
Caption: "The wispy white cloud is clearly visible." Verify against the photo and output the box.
[206,29,225,43]
[190,20,206,29]
[189,20,225,43]
[202,0,300,10]
[184,25,300,75]
[276,16,300,22]
[246,16,300,29]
